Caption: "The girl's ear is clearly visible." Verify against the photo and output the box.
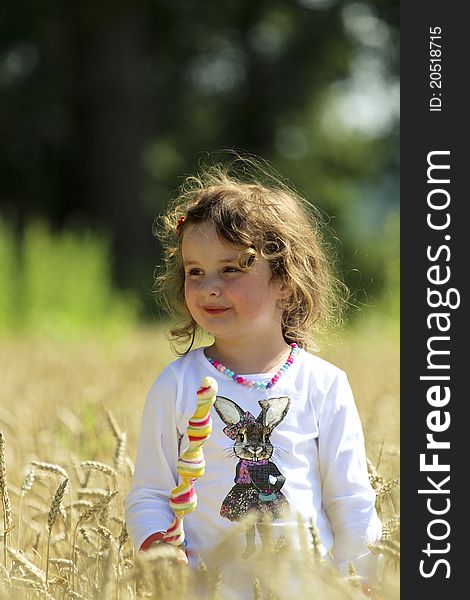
[214,396,245,426]
[257,397,291,431]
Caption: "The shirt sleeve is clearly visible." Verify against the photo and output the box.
[317,370,382,582]
[125,366,182,550]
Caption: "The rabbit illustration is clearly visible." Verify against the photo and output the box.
[214,395,291,558]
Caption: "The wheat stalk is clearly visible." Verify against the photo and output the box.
[370,539,401,566]
[98,504,110,527]
[78,491,117,524]
[77,488,109,498]
[17,464,37,547]
[0,560,10,591]
[105,409,122,440]
[20,465,37,497]
[381,514,400,541]
[117,522,128,551]
[46,478,68,583]
[125,456,135,478]
[80,461,117,479]
[347,563,362,590]
[78,527,93,545]
[71,491,118,590]
[253,577,262,600]
[10,577,55,599]
[113,433,127,471]
[7,547,46,585]
[47,479,69,532]
[0,431,13,568]
[296,513,309,557]
[10,576,43,589]
[32,531,42,554]
[69,500,93,511]
[308,518,323,564]
[97,525,113,542]
[376,477,400,497]
[101,542,116,600]
[10,568,57,600]
[31,461,69,480]
[48,558,75,568]
[115,522,128,589]
[375,476,400,518]
[367,457,384,490]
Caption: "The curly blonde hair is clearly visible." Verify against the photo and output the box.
[154,157,348,354]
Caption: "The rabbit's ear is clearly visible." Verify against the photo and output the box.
[257,397,291,431]
[214,396,245,426]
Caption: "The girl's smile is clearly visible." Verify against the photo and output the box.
[181,222,289,351]
[202,306,230,315]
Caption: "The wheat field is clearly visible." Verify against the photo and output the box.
[0,322,399,599]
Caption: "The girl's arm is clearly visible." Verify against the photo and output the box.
[125,366,182,550]
[317,371,382,584]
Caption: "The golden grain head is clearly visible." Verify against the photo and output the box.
[1,325,399,599]
[47,478,69,531]
[79,461,117,478]
[30,461,69,480]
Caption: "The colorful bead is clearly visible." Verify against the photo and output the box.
[207,343,299,391]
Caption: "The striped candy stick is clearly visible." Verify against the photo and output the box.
[162,376,217,546]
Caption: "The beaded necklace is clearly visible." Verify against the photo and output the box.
[206,343,299,390]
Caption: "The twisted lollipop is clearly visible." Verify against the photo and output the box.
[162,376,217,546]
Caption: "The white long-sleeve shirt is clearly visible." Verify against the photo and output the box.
[125,346,381,583]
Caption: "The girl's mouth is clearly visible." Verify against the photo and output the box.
[203,307,229,315]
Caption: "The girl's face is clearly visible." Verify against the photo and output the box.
[181,222,288,347]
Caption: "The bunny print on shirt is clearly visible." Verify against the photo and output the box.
[214,396,291,558]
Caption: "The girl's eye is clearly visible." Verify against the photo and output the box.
[223,266,240,273]
[187,268,203,276]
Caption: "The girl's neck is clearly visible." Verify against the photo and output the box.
[205,336,292,375]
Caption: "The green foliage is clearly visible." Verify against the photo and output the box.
[343,209,400,324]
[1,0,399,309]
[376,213,400,319]
[0,220,17,332]
[0,0,400,329]
[0,219,139,338]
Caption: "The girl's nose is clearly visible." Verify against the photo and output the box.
[201,276,221,297]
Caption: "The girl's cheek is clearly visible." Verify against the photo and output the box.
[184,280,198,302]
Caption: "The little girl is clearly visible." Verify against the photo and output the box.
[125,160,381,594]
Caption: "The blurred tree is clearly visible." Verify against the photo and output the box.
[0,0,399,317]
